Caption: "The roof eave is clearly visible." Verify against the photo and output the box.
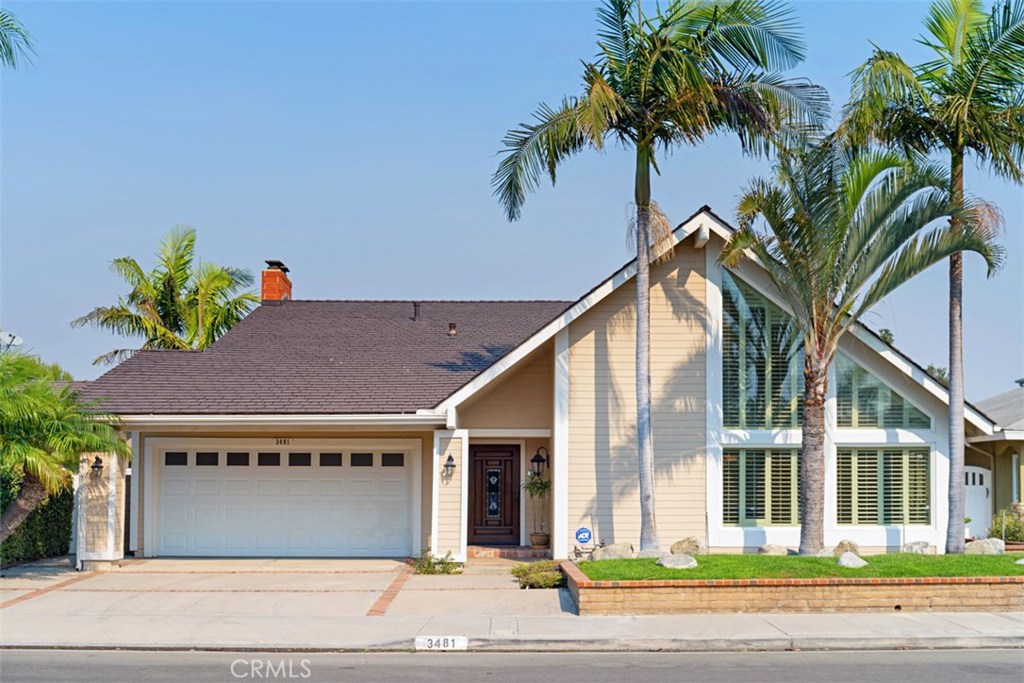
[115,413,448,429]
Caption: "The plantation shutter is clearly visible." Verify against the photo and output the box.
[723,452,740,524]
[722,272,803,429]
[836,354,932,429]
[723,291,742,427]
[835,448,930,525]
[768,450,798,524]
[723,449,799,525]
[836,450,853,524]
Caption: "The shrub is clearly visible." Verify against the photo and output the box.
[988,508,1024,543]
[413,549,462,574]
[511,560,565,589]
[1,467,74,566]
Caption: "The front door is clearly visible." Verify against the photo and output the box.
[965,466,992,538]
[468,445,520,545]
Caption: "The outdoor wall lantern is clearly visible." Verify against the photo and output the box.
[443,454,456,475]
[531,447,550,476]
[90,456,104,475]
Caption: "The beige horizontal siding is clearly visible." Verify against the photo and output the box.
[566,240,707,551]
[435,435,463,557]
[459,343,554,429]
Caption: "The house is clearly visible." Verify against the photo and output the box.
[72,207,1023,568]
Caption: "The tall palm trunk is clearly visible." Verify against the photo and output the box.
[0,471,49,544]
[634,144,659,552]
[799,352,828,554]
[946,146,966,554]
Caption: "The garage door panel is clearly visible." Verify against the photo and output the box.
[224,480,250,495]
[287,480,314,496]
[157,445,414,557]
[163,479,190,496]
[317,481,344,495]
[256,481,282,495]
[194,480,220,495]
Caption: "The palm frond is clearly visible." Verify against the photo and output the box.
[492,98,596,221]
[0,8,33,69]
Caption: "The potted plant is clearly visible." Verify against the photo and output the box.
[522,472,552,549]
[964,517,973,540]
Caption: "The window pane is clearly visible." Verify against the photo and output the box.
[288,452,311,467]
[382,453,404,467]
[723,451,740,524]
[836,354,931,429]
[743,450,766,521]
[165,452,187,466]
[258,452,281,466]
[836,448,930,526]
[723,449,798,526]
[196,452,218,467]
[351,453,373,467]
[721,271,803,429]
[319,453,343,467]
[227,452,249,467]
[836,450,853,524]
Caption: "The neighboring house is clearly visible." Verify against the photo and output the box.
[72,207,1023,567]
[971,381,1024,537]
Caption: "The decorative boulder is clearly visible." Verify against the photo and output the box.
[657,553,697,570]
[832,539,861,557]
[1015,558,1024,565]
[589,542,635,561]
[815,549,834,557]
[965,538,1005,555]
[837,551,868,568]
[670,537,706,556]
[637,548,668,559]
[758,544,792,556]
[902,541,929,554]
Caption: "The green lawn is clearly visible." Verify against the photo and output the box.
[577,553,1024,581]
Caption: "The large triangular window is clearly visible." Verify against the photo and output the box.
[835,354,930,429]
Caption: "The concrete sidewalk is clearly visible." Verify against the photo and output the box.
[1,557,1021,652]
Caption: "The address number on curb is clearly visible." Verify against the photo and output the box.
[415,636,468,651]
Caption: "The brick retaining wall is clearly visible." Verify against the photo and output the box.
[561,562,1024,615]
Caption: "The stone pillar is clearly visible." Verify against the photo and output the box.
[75,450,127,571]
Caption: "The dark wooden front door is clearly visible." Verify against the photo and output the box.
[468,445,520,545]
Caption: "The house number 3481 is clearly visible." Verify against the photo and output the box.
[274,438,292,446]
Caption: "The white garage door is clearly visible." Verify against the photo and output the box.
[155,443,414,557]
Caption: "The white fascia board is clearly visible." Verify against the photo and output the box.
[434,210,731,413]
[117,414,447,428]
[968,430,1024,444]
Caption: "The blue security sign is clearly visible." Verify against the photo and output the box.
[575,527,592,544]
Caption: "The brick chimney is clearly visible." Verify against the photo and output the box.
[261,260,292,304]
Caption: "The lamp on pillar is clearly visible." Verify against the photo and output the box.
[90,456,104,475]
[530,447,549,477]
[443,454,456,475]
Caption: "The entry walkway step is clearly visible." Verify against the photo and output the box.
[467,546,551,560]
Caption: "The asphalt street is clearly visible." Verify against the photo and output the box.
[1,649,1022,683]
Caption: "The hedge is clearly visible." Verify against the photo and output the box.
[1,467,74,567]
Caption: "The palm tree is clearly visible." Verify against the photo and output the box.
[720,142,1003,554]
[492,0,828,551]
[73,226,259,365]
[841,0,1024,553]
[0,8,32,69]
[0,352,128,543]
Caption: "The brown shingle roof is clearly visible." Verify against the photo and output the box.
[79,300,571,415]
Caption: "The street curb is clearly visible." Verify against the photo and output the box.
[3,635,1022,653]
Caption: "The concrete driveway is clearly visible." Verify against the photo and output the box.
[0,556,573,649]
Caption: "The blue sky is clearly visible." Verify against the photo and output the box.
[1,0,1021,400]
